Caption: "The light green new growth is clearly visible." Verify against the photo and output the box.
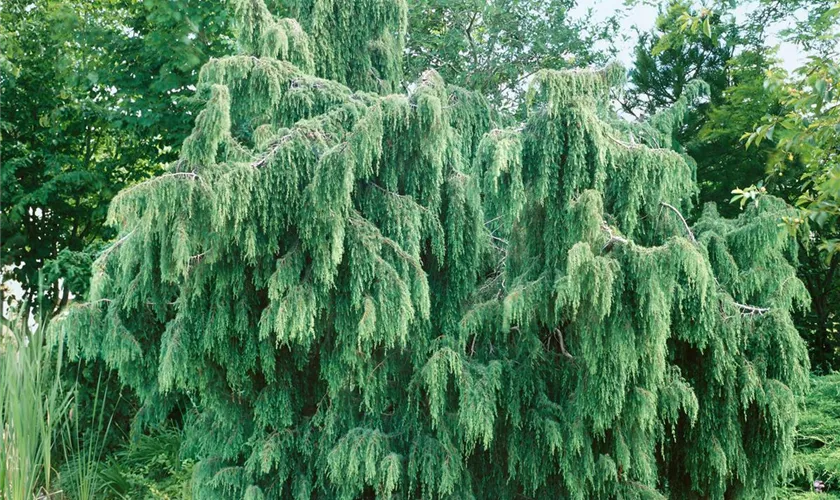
[62,0,810,498]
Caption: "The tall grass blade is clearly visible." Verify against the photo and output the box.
[1,302,72,499]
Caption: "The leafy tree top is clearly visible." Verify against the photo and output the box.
[404,0,618,111]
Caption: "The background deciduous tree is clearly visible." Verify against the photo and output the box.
[1,0,232,313]
[404,0,619,110]
[625,0,840,371]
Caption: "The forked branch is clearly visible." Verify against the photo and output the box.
[601,221,628,253]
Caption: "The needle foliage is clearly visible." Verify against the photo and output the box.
[63,0,810,497]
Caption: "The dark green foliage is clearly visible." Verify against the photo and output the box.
[0,0,232,311]
[622,1,743,207]
[784,374,840,498]
[620,1,800,218]
[744,47,840,372]
[98,425,194,499]
[63,0,810,497]
[694,50,787,216]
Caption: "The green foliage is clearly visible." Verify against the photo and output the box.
[0,306,72,499]
[61,0,811,497]
[59,374,116,500]
[698,49,789,214]
[626,0,840,373]
[622,0,785,216]
[737,7,840,370]
[404,0,618,110]
[96,425,195,499]
[624,1,733,119]
[0,0,233,312]
[744,51,840,256]
[270,0,408,94]
[782,374,840,498]
[474,65,809,496]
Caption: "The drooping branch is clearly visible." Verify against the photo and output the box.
[660,202,696,243]
[251,133,295,168]
[72,298,113,310]
[553,327,575,362]
[367,182,433,215]
[114,172,202,201]
[657,203,773,316]
[604,130,641,150]
[348,211,425,275]
[96,229,136,263]
[602,215,772,317]
[732,302,770,315]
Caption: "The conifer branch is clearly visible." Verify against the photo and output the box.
[97,229,136,262]
[189,251,210,264]
[348,212,424,274]
[489,234,508,247]
[602,212,772,317]
[449,169,470,181]
[601,222,628,252]
[604,130,641,149]
[484,215,503,226]
[659,202,696,243]
[553,327,575,362]
[655,203,775,316]
[367,183,432,214]
[732,302,770,315]
[474,271,504,297]
[251,133,295,168]
[115,173,202,201]
[75,298,113,309]
[657,202,772,316]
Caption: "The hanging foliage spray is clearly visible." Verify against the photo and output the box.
[63,0,810,498]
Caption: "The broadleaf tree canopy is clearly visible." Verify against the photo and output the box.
[64,0,810,497]
[0,0,233,313]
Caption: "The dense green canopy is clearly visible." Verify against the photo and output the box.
[0,0,233,314]
[63,0,810,497]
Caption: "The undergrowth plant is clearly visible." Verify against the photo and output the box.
[0,304,71,499]
[58,374,116,500]
[99,424,194,499]
[782,373,840,498]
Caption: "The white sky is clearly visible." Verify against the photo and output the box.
[570,0,809,71]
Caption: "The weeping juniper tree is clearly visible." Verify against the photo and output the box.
[63,0,809,497]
